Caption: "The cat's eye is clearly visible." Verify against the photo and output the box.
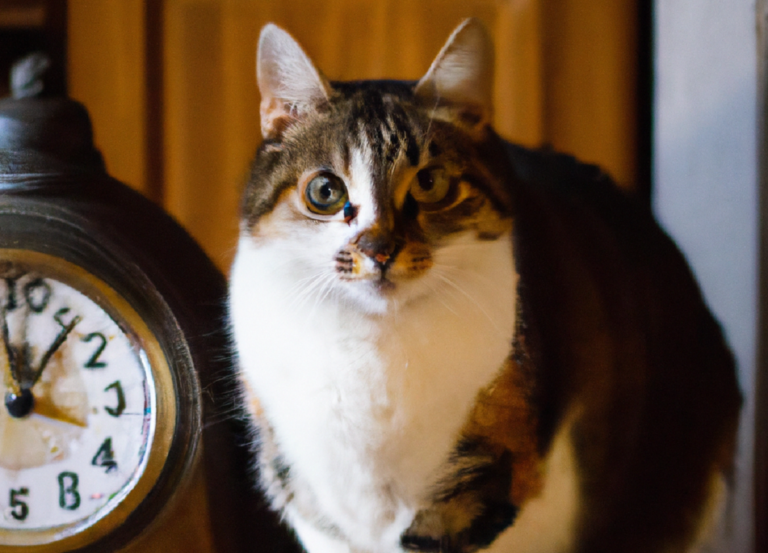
[410,168,451,204]
[304,172,349,215]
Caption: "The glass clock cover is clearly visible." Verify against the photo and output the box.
[0,269,154,530]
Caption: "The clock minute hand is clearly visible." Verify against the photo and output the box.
[26,307,82,389]
[0,305,21,393]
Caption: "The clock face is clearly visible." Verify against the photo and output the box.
[0,250,176,549]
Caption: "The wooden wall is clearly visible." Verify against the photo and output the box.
[68,0,639,273]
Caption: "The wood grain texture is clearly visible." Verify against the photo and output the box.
[120,459,215,553]
[68,0,148,195]
[541,0,638,188]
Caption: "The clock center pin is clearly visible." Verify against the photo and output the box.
[4,388,33,418]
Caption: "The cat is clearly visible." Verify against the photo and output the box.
[228,19,742,553]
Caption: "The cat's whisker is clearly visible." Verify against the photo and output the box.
[315,274,339,309]
[287,271,336,312]
[304,272,339,321]
[284,270,333,300]
[431,271,507,336]
[285,274,325,311]
[295,275,335,314]
[425,279,460,317]
[420,92,441,155]
[433,262,505,289]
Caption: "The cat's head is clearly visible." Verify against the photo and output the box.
[240,19,515,315]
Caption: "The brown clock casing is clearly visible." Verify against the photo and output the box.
[0,80,300,551]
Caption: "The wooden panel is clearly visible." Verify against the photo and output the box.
[542,0,638,187]
[121,459,215,553]
[164,0,235,269]
[68,0,147,194]
[494,0,544,145]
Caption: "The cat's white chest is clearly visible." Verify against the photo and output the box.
[229,232,517,552]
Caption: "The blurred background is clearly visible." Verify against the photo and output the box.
[0,1,763,552]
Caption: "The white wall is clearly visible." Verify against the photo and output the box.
[654,1,757,551]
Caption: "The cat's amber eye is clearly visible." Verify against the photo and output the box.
[410,168,451,204]
[304,172,349,215]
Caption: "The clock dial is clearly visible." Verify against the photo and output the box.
[0,257,160,539]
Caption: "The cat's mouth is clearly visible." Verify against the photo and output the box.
[340,269,398,292]
[371,275,396,292]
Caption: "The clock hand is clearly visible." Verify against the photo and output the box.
[26,307,82,389]
[0,304,21,394]
[3,304,34,418]
[32,395,88,427]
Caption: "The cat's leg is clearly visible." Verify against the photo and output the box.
[400,440,521,552]
[401,412,578,553]
[285,509,354,553]
[476,420,580,553]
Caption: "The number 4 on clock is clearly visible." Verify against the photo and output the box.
[91,437,118,473]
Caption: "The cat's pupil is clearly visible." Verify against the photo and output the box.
[417,170,434,192]
[309,174,342,204]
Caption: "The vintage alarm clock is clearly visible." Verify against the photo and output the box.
[0,56,298,552]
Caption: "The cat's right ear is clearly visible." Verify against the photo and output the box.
[257,24,330,140]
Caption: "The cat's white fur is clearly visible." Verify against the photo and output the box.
[282,416,582,553]
[230,141,523,551]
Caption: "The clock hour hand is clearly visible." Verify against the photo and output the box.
[26,307,82,389]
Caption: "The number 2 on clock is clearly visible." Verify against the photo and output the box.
[81,332,108,368]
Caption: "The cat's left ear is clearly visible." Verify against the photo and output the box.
[415,19,494,129]
[257,24,331,139]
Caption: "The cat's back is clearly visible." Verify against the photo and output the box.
[504,142,742,552]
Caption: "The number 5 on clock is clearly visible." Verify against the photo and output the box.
[9,487,29,521]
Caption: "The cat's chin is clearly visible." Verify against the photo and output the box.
[339,276,425,315]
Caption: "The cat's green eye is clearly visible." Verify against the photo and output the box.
[411,168,451,204]
[304,173,349,215]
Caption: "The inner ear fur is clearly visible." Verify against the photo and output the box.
[257,23,331,140]
[415,18,495,130]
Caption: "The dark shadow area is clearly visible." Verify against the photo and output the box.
[0,0,66,98]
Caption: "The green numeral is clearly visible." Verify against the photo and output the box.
[9,488,29,520]
[58,472,80,510]
[82,332,108,368]
[91,437,118,473]
[23,278,51,313]
[3,277,18,311]
[104,381,126,417]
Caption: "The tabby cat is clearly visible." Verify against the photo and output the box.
[228,19,742,553]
